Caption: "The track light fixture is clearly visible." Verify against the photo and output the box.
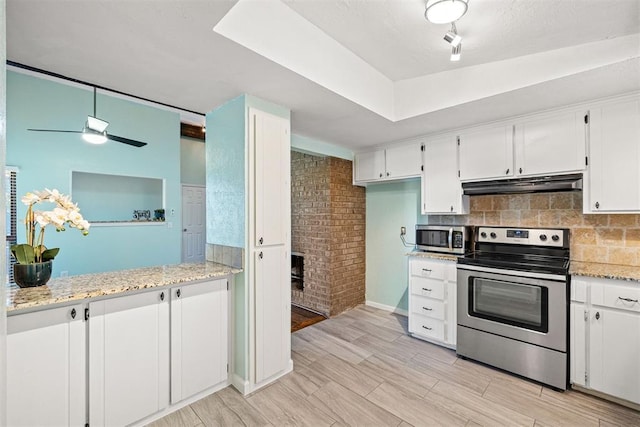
[443,23,462,47]
[450,44,462,62]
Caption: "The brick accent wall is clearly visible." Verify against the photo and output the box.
[291,151,366,316]
[427,192,640,267]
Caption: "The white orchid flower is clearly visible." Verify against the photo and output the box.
[21,192,41,206]
[34,212,51,228]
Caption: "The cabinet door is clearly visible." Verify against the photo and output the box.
[459,125,514,181]
[570,303,586,387]
[89,290,170,427]
[171,279,228,403]
[422,135,467,214]
[589,308,640,404]
[255,246,290,383]
[515,111,586,176]
[588,98,640,212]
[354,150,385,182]
[7,304,86,427]
[252,108,290,247]
[385,143,422,179]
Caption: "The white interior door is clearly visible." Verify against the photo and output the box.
[182,185,206,263]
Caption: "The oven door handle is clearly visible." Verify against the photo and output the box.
[456,264,567,282]
[448,227,453,251]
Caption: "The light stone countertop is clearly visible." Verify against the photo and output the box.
[407,251,461,262]
[6,262,242,313]
[569,261,640,283]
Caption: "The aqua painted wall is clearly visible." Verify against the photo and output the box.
[365,179,427,312]
[6,71,182,276]
[180,137,205,186]
[291,134,353,160]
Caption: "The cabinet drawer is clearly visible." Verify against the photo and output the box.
[410,277,445,300]
[410,260,447,280]
[592,281,640,313]
[410,315,445,342]
[410,296,445,321]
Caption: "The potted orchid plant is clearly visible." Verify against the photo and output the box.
[11,188,90,287]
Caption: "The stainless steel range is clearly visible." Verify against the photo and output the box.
[456,226,570,390]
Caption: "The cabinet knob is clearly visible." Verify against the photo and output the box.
[183,228,187,232]
[160,292,165,301]
[595,201,600,209]
[450,206,454,212]
[259,251,263,259]
[595,311,600,320]
[379,173,383,178]
[177,289,181,298]
[506,168,510,175]
[71,308,76,319]
[259,237,264,245]
[519,167,523,174]
[386,172,390,177]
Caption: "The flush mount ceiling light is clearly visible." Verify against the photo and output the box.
[444,22,462,47]
[450,44,462,61]
[425,0,469,24]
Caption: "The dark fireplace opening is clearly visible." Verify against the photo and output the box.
[291,252,304,291]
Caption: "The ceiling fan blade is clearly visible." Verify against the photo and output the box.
[27,128,83,133]
[107,134,148,148]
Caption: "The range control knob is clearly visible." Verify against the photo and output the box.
[490,232,497,239]
[552,234,560,242]
[539,234,547,241]
[480,232,487,238]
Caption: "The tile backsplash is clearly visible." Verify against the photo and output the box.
[427,192,640,266]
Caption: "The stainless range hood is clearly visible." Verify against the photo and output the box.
[462,173,583,196]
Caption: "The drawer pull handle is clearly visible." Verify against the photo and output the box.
[422,307,433,311]
[422,325,432,330]
[422,288,432,292]
[422,268,432,272]
[618,297,639,303]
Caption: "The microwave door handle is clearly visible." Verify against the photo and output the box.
[448,228,453,251]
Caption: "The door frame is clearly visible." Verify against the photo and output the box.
[181,184,206,263]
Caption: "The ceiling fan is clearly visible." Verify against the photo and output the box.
[27,87,148,147]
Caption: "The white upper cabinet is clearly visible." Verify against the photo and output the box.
[422,134,468,214]
[514,111,587,177]
[354,142,422,185]
[586,97,640,213]
[253,109,289,246]
[458,125,514,181]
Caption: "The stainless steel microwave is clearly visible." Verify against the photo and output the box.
[415,225,471,255]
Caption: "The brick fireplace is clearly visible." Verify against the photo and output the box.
[291,151,366,316]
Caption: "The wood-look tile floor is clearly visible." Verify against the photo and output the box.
[149,305,640,427]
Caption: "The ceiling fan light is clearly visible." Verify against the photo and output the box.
[86,116,109,133]
[425,0,468,24]
[450,44,462,61]
[82,128,108,144]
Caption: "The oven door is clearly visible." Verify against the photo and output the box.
[457,265,567,352]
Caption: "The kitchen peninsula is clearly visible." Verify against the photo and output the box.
[6,261,240,426]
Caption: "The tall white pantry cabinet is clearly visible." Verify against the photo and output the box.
[248,107,292,389]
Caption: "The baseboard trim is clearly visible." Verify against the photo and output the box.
[365,300,408,317]
[231,373,251,395]
[231,360,294,396]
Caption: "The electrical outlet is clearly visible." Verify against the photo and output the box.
[400,226,406,236]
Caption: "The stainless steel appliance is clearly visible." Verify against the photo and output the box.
[456,226,570,390]
[415,225,471,255]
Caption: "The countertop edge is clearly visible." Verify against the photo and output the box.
[7,262,242,314]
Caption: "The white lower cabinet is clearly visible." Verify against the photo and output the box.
[571,276,640,405]
[7,304,86,426]
[171,279,228,403]
[408,257,457,348]
[89,290,170,427]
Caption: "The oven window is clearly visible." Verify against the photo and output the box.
[469,277,548,333]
